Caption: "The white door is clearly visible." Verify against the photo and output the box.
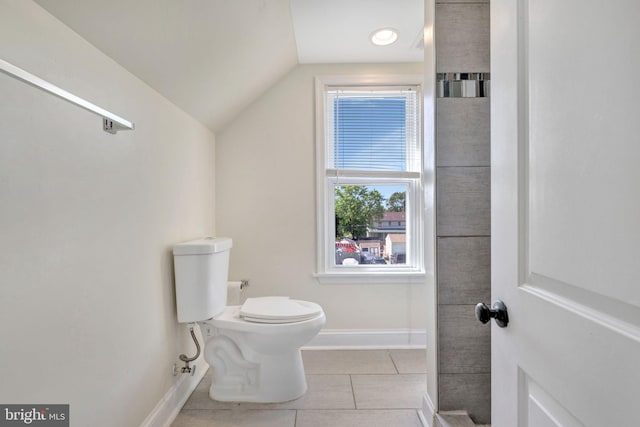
[491,0,640,425]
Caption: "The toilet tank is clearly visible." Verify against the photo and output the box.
[173,237,233,323]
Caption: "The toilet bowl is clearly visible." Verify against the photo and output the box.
[173,237,325,403]
[199,298,325,402]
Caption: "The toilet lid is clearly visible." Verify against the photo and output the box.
[239,297,323,324]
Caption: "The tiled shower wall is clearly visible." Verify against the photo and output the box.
[434,0,491,424]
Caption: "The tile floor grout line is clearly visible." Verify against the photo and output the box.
[388,349,400,374]
[349,374,358,410]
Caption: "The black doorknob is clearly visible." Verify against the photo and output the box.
[475,300,509,328]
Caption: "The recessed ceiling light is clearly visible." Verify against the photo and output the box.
[370,28,398,46]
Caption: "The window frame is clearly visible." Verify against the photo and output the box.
[314,75,425,284]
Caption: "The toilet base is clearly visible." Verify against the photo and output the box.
[204,333,308,403]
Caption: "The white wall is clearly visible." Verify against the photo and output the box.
[216,63,427,331]
[0,2,215,426]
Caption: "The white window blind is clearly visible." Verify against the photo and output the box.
[326,88,419,173]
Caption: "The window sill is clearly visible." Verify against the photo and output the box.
[313,271,426,284]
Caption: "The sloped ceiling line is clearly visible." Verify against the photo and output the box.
[35,0,423,132]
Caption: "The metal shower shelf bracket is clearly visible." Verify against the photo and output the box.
[0,58,134,134]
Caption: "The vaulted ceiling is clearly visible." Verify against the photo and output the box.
[34,0,423,132]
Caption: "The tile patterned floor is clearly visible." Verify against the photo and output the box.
[172,349,427,427]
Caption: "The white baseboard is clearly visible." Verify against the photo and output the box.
[139,360,208,427]
[303,329,426,349]
[420,392,437,427]
[418,410,431,427]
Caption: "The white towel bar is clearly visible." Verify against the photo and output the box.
[0,58,134,134]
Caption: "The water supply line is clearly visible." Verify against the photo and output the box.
[179,323,200,375]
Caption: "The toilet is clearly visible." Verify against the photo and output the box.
[173,237,325,403]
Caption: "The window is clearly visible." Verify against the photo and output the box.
[315,76,424,282]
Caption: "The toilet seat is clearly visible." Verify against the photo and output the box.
[203,305,325,335]
[240,297,323,324]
